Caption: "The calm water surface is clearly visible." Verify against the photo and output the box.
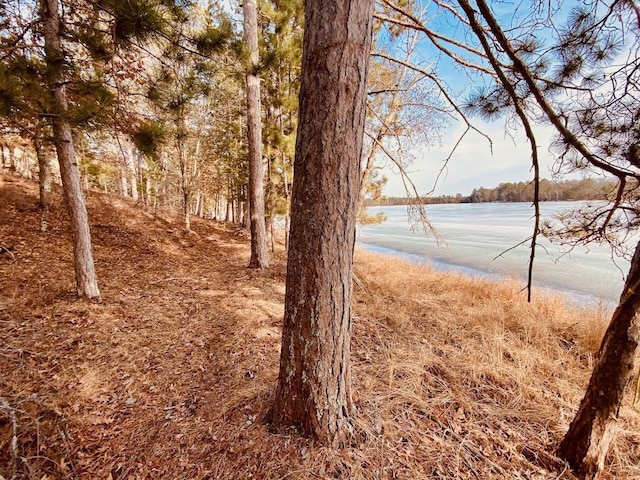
[357,202,633,306]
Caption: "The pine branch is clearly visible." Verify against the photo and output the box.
[457,0,542,302]
[471,0,640,181]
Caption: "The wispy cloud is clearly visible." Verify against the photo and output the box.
[382,117,561,197]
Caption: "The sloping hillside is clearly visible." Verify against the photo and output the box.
[1,174,638,479]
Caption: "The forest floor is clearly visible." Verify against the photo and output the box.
[1,173,639,480]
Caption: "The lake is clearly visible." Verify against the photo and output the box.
[357,202,633,307]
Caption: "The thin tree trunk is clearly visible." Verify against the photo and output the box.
[129,150,138,201]
[265,156,276,252]
[0,142,6,169]
[282,167,290,252]
[270,0,374,448]
[120,169,129,197]
[194,189,201,217]
[177,114,191,233]
[265,214,275,252]
[558,240,640,479]
[9,147,16,174]
[41,0,100,300]
[243,0,269,268]
[236,184,243,226]
[33,127,52,232]
[145,175,151,205]
[130,174,138,201]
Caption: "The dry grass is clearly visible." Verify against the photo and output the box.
[1,173,639,479]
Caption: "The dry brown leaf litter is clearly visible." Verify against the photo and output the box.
[1,173,639,479]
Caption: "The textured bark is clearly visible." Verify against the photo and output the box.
[33,127,51,232]
[558,240,640,478]
[243,0,269,269]
[41,0,100,300]
[271,0,375,448]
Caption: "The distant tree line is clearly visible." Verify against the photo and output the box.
[373,177,615,206]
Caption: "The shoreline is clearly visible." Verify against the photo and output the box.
[357,241,617,311]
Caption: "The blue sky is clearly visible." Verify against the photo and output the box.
[377,1,575,197]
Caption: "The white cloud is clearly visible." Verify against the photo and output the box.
[381,117,561,197]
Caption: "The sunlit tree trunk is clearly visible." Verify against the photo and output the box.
[270,0,374,447]
[558,240,640,479]
[226,201,232,222]
[129,149,139,201]
[8,147,17,174]
[243,0,269,268]
[129,173,138,201]
[41,0,100,299]
[119,169,129,197]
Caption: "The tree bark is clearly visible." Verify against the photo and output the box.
[129,149,138,201]
[8,147,17,174]
[0,142,7,169]
[243,0,269,269]
[558,240,640,478]
[120,167,129,197]
[176,113,191,232]
[33,126,51,232]
[270,0,375,448]
[130,173,138,201]
[41,0,100,300]
[226,199,232,222]
[282,167,290,252]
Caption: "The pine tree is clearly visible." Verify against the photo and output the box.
[258,0,303,251]
[41,0,101,298]
[2,0,197,297]
[270,0,375,447]
[243,0,269,267]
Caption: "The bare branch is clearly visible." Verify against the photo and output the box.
[365,130,443,243]
[372,51,494,148]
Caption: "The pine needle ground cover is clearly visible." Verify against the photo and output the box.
[1,174,638,479]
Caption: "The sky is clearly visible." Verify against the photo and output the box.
[376,0,576,198]
[381,118,560,197]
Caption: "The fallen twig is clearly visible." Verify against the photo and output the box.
[0,244,16,262]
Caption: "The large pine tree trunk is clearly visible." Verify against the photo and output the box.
[558,240,640,478]
[243,0,269,269]
[270,0,375,448]
[41,0,100,300]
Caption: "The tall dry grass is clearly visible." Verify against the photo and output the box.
[349,249,639,479]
